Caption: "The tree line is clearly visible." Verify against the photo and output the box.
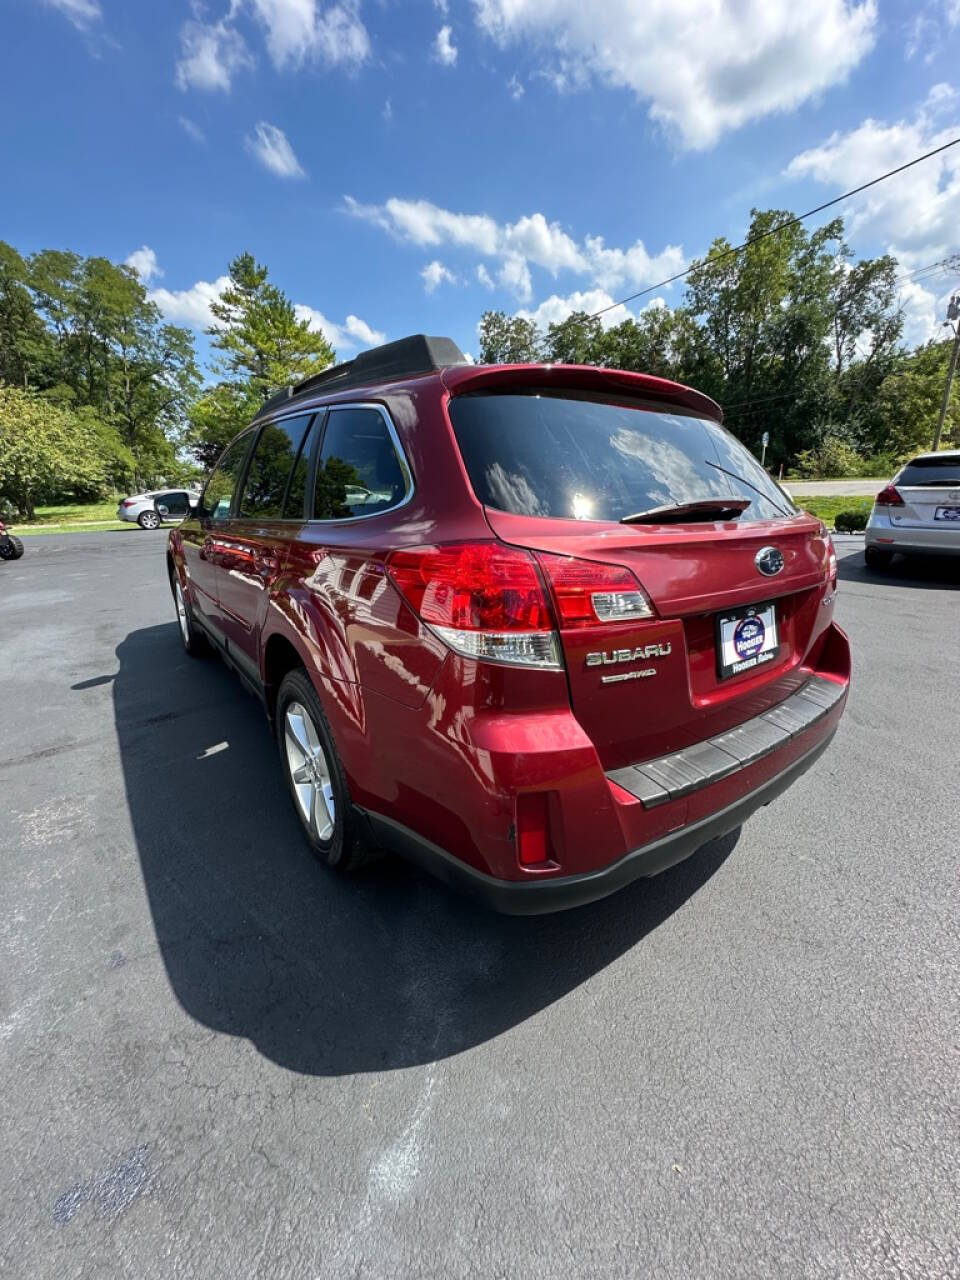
[479,211,959,476]
[1,208,957,518]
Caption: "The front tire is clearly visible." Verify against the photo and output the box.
[864,547,893,571]
[172,574,208,656]
[138,510,161,530]
[275,668,373,871]
[0,535,24,561]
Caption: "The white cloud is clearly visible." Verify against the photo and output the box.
[517,289,636,331]
[433,0,449,12]
[176,2,367,92]
[507,73,524,100]
[148,276,232,330]
[44,0,101,29]
[786,95,960,346]
[472,0,877,149]
[785,107,960,268]
[125,246,163,285]
[497,254,532,302]
[149,276,383,350]
[907,2,960,61]
[476,264,495,289]
[382,98,392,122]
[176,17,254,92]
[245,121,306,178]
[249,0,369,69]
[178,115,206,143]
[421,260,458,293]
[432,24,458,66]
[294,304,385,350]
[345,193,685,302]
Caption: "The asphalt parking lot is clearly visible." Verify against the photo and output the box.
[2,531,958,1279]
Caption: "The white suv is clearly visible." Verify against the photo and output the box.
[865,451,960,569]
[117,489,195,530]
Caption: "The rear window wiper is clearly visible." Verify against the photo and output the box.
[704,460,791,516]
[620,498,752,524]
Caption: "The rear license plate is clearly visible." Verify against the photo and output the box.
[716,602,779,680]
[934,506,960,521]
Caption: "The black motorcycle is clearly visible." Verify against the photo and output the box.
[0,519,24,561]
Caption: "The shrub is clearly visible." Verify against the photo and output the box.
[834,508,869,533]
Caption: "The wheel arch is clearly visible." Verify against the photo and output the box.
[263,631,310,725]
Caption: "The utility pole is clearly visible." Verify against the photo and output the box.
[933,294,960,452]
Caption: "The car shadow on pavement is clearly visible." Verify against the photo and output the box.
[837,550,960,590]
[114,622,739,1077]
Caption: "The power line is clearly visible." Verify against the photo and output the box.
[577,136,960,323]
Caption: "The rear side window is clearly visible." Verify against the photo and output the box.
[155,491,188,517]
[282,416,318,518]
[897,456,960,487]
[202,431,254,521]
[448,392,793,523]
[238,415,313,519]
[313,407,410,520]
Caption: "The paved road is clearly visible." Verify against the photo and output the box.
[787,480,884,496]
[2,532,958,1279]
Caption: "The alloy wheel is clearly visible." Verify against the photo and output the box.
[283,701,336,842]
[174,579,190,647]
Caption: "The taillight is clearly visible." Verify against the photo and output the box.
[874,485,904,507]
[825,533,838,586]
[121,498,136,508]
[537,553,653,627]
[386,541,561,669]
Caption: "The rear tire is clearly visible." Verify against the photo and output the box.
[864,547,893,571]
[0,535,24,560]
[138,510,161,530]
[275,668,375,872]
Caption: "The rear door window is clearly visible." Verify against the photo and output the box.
[447,392,792,523]
[897,457,960,487]
[238,415,313,519]
[155,491,188,518]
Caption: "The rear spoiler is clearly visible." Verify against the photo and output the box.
[441,363,723,423]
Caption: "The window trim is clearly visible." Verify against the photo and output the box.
[234,411,318,523]
[307,401,415,524]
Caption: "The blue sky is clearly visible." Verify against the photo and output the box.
[4,0,960,369]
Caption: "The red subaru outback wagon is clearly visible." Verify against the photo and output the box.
[168,335,849,913]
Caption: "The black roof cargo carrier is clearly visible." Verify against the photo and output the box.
[255,334,468,420]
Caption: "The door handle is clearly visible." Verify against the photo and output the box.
[254,549,281,580]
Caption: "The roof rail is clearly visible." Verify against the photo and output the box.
[253,334,468,421]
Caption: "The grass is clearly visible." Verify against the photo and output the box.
[792,495,873,527]
[9,500,138,537]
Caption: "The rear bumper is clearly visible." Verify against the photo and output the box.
[365,730,836,914]
[866,512,960,555]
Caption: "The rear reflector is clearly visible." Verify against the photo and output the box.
[874,485,904,507]
[516,792,550,866]
[537,553,653,627]
[386,541,561,669]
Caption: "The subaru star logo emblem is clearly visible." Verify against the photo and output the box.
[755,546,784,577]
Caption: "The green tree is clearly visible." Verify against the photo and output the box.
[477,310,540,364]
[187,252,336,463]
[0,385,118,518]
[0,242,55,388]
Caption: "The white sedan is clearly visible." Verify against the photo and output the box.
[864,450,960,569]
[117,488,196,530]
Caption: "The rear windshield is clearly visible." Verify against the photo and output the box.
[448,391,794,523]
[897,456,960,487]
